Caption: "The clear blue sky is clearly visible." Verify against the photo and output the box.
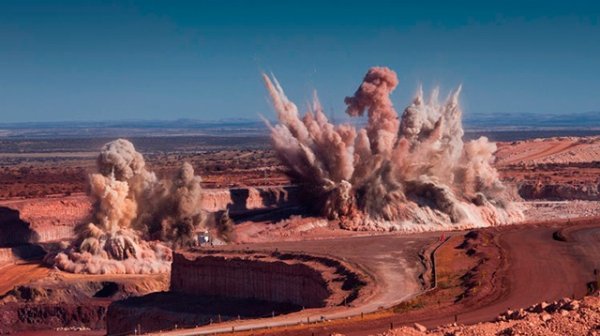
[0,0,599,123]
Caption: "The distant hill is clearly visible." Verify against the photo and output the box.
[0,112,599,139]
[463,111,600,129]
[0,119,268,139]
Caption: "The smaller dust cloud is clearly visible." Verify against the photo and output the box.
[53,139,208,274]
[264,67,524,231]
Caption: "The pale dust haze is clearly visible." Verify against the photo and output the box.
[54,139,206,274]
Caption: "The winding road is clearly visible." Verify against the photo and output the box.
[153,220,600,336]
[146,232,443,336]
[1,220,597,335]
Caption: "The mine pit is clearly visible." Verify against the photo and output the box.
[105,250,369,335]
[0,164,597,336]
[1,106,600,335]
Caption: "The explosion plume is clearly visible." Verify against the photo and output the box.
[264,67,523,231]
[53,139,206,274]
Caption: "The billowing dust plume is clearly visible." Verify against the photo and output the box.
[264,67,524,231]
[53,139,206,274]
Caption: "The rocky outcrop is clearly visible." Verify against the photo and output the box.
[375,295,600,336]
[171,252,330,308]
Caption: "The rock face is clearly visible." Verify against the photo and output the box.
[0,245,44,264]
[519,180,600,200]
[0,186,300,248]
[0,207,39,247]
[0,302,107,331]
[0,273,169,333]
[496,136,600,202]
[170,252,330,308]
[0,195,93,246]
[200,186,299,215]
[106,251,367,335]
[106,292,301,335]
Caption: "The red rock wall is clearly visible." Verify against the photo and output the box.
[519,182,600,200]
[1,195,93,228]
[0,186,300,247]
[200,186,299,214]
[0,207,36,246]
[170,253,330,308]
[0,195,92,245]
[0,245,45,266]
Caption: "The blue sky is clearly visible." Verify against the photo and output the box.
[0,0,599,123]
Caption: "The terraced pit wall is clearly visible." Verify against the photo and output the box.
[0,186,301,266]
[170,252,331,308]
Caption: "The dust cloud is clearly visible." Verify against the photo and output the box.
[53,139,206,274]
[264,67,523,231]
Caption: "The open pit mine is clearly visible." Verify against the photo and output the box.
[0,67,599,336]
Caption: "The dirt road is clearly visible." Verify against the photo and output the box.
[146,232,443,336]
[312,222,600,336]
[155,221,600,336]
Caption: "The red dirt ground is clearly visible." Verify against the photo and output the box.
[1,135,600,335]
[201,220,599,336]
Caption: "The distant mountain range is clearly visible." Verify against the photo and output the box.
[0,118,269,139]
[463,111,600,129]
[0,118,266,130]
[0,112,599,139]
